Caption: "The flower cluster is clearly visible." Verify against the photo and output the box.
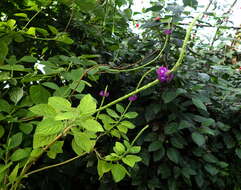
[156,66,174,82]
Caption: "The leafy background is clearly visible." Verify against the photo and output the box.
[0,0,241,190]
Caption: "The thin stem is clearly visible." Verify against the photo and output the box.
[109,35,169,73]
[25,152,87,176]
[130,125,150,147]
[209,0,238,49]
[95,85,108,119]
[22,8,43,30]
[170,12,203,72]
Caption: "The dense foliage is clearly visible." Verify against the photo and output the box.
[0,0,241,190]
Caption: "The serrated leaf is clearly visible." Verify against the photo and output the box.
[77,94,96,115]
[33,134,57,149]
[122,155,142,167]
[55,112,77,120]
[81,119,104,132]
[29,104,56,117]
[35,118,64,135]
[74,132,95,152]
[192,132,205,146]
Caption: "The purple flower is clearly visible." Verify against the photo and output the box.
[99,90,109,97]
[156,66,173,83]
[163,29,172,35]
[128,95,138,101]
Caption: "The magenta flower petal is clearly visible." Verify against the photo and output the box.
[163,29,172,35]
[128,95,138,101]
[156,66,173,83]
[99,90,109,97]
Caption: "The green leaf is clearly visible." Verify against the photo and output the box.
[113,142,125,155]
[0,125,5,139]
[164,122,178,134]
[14,13,28,18]
[167,148,179,164]
[124,112,138,119]
[48,25,58,34]
[81,119,104,132]
[10,148,31,161]
[19,56,37,63]
[235,148,241,159]
[26,27,36,36]
[42,82,59,90]
[77,94,96,115]
[106,108,119,118]
[30,85,51,104]
[192,97,207,111]
[33,134,57,149]
[111,164,127,182]
[129,146,141,154]
[55,112,78,120]
[0,41,8,64]
[97,159,112,179]
[148,141,163,152]
[29,104,56,117]
[0,99,11,113]
[35,118,64,135]
[55,33,73,44]
[8,164,19,184]
[71,139,84,155]
[47,141,64,159]
[9,87,23,104]
[19,123,33,135]
[204,164,219,176]
[116,104,124,113]
[7,19,16,30]
[122,155,142,167]
[119,121,135,129]
[192,132,205,146]
[162,88,186,103]
[74,132,95,152]
[8,132,23,150]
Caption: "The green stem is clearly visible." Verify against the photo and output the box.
[170,12,203,73]
[109,35,169,73]
[95,79,159,113]
[25,152,87,176]
[130,125,150,147]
